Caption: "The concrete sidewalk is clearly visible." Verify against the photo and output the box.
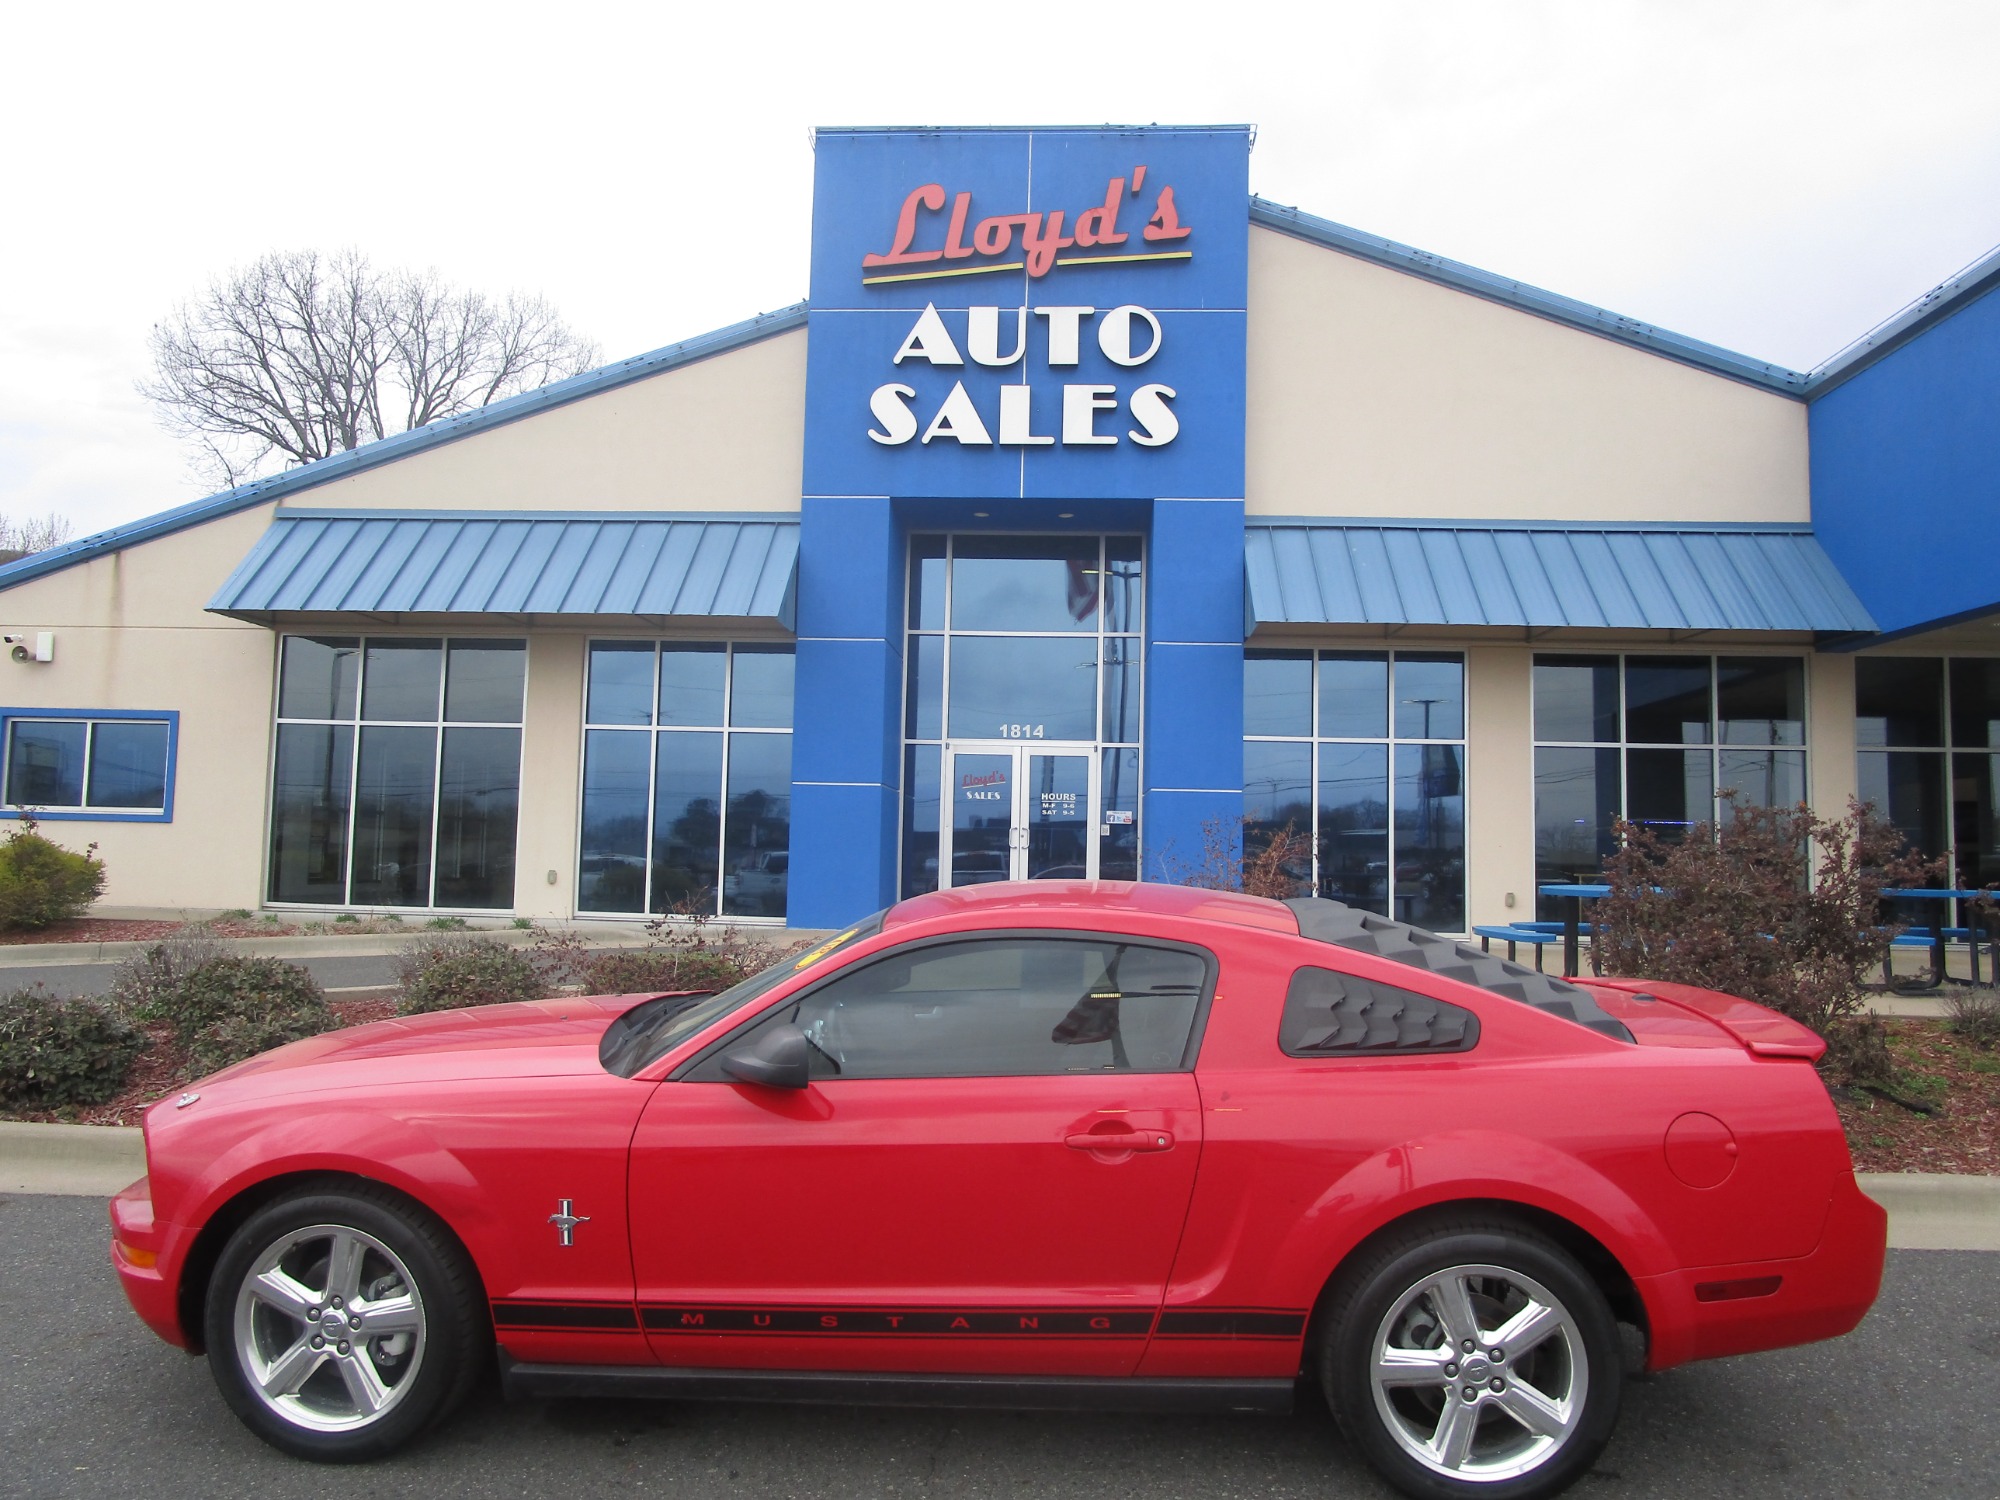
[3,1120,1994,1251]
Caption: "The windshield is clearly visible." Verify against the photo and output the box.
[598,910,888,1077]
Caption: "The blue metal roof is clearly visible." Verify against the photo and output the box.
[0,304,808,597]
[208,511,799,627]
[1244,521,1877,634]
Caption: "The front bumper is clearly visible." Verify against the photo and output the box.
[1639,1169,1889,1371]
[110,1175,190,1350]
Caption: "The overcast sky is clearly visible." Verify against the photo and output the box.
[5,0,1998,538]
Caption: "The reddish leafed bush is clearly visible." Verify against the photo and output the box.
[1594,797,1939,1080]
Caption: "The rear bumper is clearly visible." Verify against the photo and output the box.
[110,1175,190,1350]
[1640,1170,1888,1371]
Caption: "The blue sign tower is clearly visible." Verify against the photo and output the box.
[790,126,1252,926]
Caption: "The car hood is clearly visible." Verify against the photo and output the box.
[187,993,664,1101]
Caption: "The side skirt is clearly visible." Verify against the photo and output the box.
[499,1356,1298,1416]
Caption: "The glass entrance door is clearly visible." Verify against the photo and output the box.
[944,744,1097,886]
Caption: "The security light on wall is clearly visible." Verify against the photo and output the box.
[3,632,54,663]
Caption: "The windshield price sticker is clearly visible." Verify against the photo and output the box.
[998,723,1046,739]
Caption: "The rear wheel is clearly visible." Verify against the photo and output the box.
[1320,1222,1621,1500]
[204,1185,487,1460]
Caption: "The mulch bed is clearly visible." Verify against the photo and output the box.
[1836,1015,2000,1174]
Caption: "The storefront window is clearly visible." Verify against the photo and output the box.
[579,641,793,918]
[268,636,524,909]
[1856,656,2000,893]
[1243,650,1466,931]
[1532,653,1807,919]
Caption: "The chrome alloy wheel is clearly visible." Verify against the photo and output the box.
[1369,1262,1587,1484]
[232,1223,428,1433]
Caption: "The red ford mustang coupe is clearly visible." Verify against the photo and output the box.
[110,883,1885,1499]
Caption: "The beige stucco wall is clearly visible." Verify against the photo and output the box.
[1464,642,1537,930]
[514,633,587,917]
[0,504,282,910]
[1245,227,1809,523]
[290,328,806,513]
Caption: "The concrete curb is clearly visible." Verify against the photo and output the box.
[2,1122,1997,1253]
[1858,1172,2000,1251]
[0,924,829,970]
[0,1121,145,1196]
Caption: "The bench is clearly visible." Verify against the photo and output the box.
[1473,926,1556,971]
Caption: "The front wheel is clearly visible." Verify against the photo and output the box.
[1320,1222,1622,1500]
[204,1185,487,1460]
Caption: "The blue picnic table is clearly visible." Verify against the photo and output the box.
[1537,883,1609,977]
[1536,882,1992,986]
[1879,888,1992,988]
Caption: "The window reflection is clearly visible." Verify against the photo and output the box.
[579,641,794,917]
[270,636,523,911]
[949,535,1101,633]
[946,636,1098,741]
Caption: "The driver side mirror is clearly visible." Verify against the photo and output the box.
[720,1023,811,1090]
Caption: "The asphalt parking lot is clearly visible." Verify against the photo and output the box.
[3,1193,1995,1500]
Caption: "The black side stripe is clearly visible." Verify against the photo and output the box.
[1155,1310,1308,1339]
[493,1301,640,1332]
[642,1306,1154,1336]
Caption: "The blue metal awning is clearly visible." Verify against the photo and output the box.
[1244,522,1877,634]
[208,511,799,628]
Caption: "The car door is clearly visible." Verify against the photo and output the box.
[627,932,1211,1376]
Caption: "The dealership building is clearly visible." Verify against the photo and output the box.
[2,124,1997,932]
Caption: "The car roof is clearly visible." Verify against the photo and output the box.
[883,880,1302,934]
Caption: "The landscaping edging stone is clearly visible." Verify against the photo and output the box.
[2,1122,1996,1251]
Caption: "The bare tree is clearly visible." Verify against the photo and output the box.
[0,514,75,557]
[141,250,601,488]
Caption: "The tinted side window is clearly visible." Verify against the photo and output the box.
[717,938,1209,1081]
[1280,966,1478,1057]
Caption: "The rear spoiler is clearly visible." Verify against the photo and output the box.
[1578,979,1827,1061]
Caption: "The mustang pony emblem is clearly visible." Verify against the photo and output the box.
[548,1199,590,1247]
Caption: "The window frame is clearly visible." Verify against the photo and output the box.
[1242,647,1469,932]
[576,637,795,922]
[672,929,1221,1083]
[1529,650,1812,909]
[899,533,1147,901]
[265,633,528,912]
[1854,654,2000,899]
[0,708,180,823]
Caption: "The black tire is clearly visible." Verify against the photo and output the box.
[203,1183,488,1461]
[1318,1220,1622,1500]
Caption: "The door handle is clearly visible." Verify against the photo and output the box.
[1065,1130,1173,1153]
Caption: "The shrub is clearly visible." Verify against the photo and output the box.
[0,986,146,1108]
[580,947,750,994]
[1155,815,1313,900]
[396,935,549,1015]
[0,820,106,929]
[171,958,333,1074]
[1945,988,2000,1048]
[109,929,331,1073]
[109,925,231,1019]
[1594,796,1940,1081]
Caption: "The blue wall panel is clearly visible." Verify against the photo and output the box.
[791,495,904,926]
[1143,499,1246,882]
[1810,284,2000,636]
